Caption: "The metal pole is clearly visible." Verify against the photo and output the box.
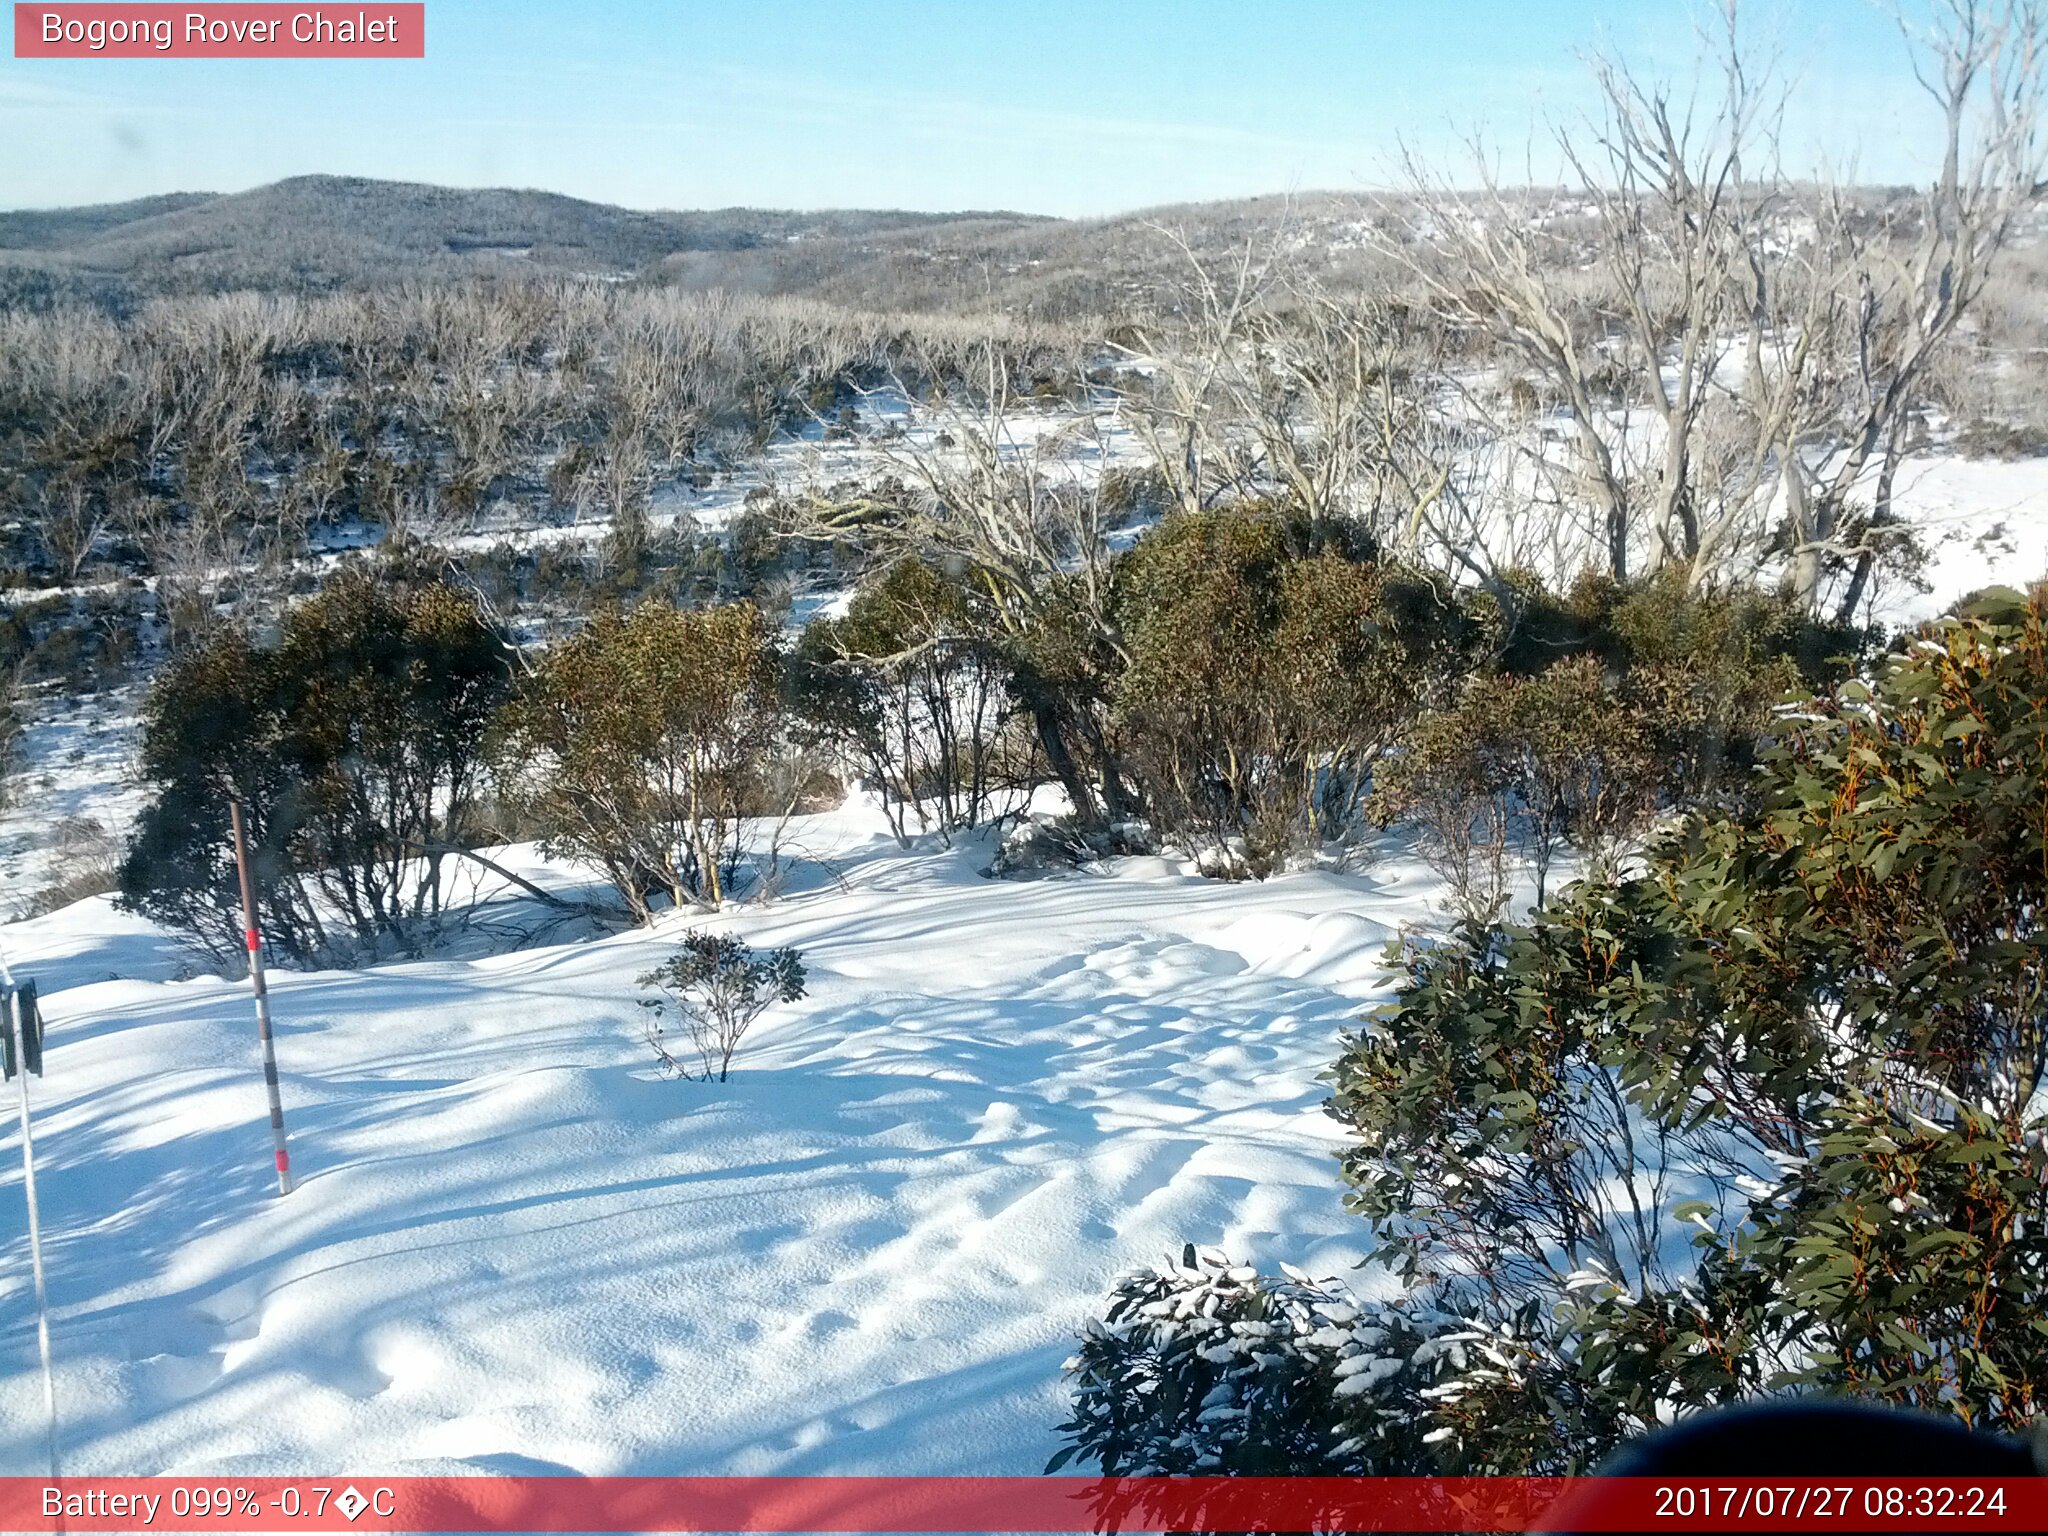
[11,990,60,1479]
[230,801,294,1196]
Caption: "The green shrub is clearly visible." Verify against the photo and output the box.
[1053,1248,1472,1477]
[636,930,806,1082]
[1371,656,1659,919]
[1061,586,2048,1472]
[1110,510,1467,873]
[118,570,512,965]
[494,600,781,920]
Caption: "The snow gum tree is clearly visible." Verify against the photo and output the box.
[1375,0,2045,614]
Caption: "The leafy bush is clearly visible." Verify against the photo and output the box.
[1053,1247,1472,1477]
[1495,571,1868,807]
[1339,584,2048,1435]
[636,930,806,1082]
[1370,656,1659,920]
[1061,586,2048,1472]
[118,569,512,965]
[495,600,782,920]
[1365,573,1866,919]
[1110,510,1467,874]
[1052,1247,1640,1488]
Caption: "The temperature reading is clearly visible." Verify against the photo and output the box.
[276,1486,321,1517]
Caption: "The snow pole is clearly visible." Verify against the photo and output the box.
[229,801,295,1196]
[14,1007,59,1480]
[0,960,60,1480]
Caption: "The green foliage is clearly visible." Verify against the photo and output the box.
[1331,583,2048,1441]
[1052,1248,1472,1477]
[1371,656,1659,919]
[495,600,782,920]
[1750,1093,2048,1426]
[1492,570,1869,807]
[1365,571,1870,919]
[118,569,512,964]
[1110,510,1467,873]
[636,930,806,1082]
[1063,586,2048,1473]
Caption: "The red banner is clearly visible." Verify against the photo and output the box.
[0,1476,2042,1532]
[13,4,424,58]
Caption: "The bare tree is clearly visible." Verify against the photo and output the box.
[1785,0,2046,616]
[1111,226,1465,562]
[1375,4,1774,587]
[36,477,114,582]
[792,336,1131,824]
[1373,0,2044,614]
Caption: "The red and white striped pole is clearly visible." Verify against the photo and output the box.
[229,801,295,1197]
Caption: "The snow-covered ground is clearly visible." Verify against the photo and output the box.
[308,386,1145,563]
[0,804,1445,1477]
[1873,453,2048,628]
[0,382,2037,1479]
[0,686,144,908]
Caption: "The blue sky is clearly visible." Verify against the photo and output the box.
[2,1,1943,215]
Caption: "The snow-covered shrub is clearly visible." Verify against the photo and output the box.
[1052,1247,1475,1477]
[636,930,806,1082]
[986,814,1154,878]
[1063,1107,2048,1477]
[1059,590,2048,1481]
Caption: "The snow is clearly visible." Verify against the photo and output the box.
[0,686,145,909]
[0,380,2037,1479]
[0,802,1441,1477]
[1871,453,2048,628]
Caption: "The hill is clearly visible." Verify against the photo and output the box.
[0,175,1054,306]
[0,176,1410,317]
[0,192,218,251]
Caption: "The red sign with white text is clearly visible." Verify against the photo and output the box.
[14,4,423,57]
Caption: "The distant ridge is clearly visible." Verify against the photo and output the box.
[0,174,1057,304]
[0,175,1412,318]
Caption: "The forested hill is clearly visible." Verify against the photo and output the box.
[0,174,1053,307]
[5,175,1996,324]
[0,175,1412,317]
